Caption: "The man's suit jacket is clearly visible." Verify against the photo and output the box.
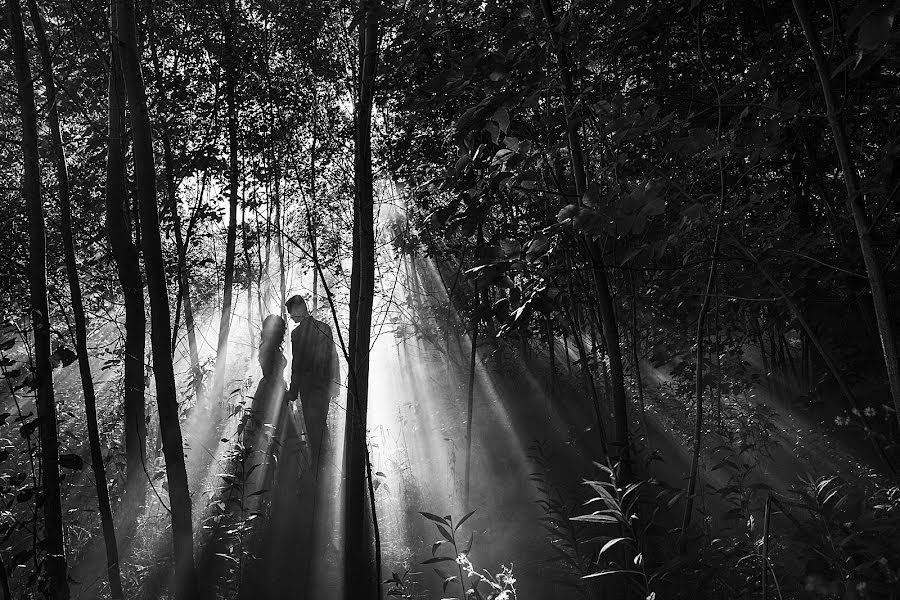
[287,317,340,401]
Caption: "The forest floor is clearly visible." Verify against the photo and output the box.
[1,259,894,599]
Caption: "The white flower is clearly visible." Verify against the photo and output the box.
[864,406,876,417]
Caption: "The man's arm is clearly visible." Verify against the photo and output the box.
[319,321,341,398]
[328,329,340,398]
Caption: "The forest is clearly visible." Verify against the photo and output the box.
[1,0,899,598]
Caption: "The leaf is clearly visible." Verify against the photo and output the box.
[557,204,579,222]
[59,453,84,471]
[19,419,39,439]
[525,235,550,262]
[492,107,510,133]
[420,511,449,526]
[666,490,685,509]
[582,569,644,579]
[436,523,454,543]
[846,0,881,32]
[49,346,77,369]
[455,104,484,134]
[570,514,621,524]
[599,536,632,556]
[499,239,522,258]
[454,509,477,531]
[857,12,894,50]
[421,556,455,564]
[490,149,515,166]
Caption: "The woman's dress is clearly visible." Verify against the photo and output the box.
[239,354,315,599]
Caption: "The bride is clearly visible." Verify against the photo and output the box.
[242,314,309,497]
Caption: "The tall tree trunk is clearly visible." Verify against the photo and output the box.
[27,2,123,596]
[545,314,556,419]
[274,153,286,317]
[241,203,255,361]
[793,0,900,430]
[6,0,69,596]
[463,318,479,506]
[344,1,381,597]
[106,0,147,503]
[310,92,320,316]
[212,0,240,401]
[629,273,647,433]
[681,11,726,539]
[540,0,630,479]
[114,1,200,597]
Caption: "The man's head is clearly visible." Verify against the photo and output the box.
[285,295,309,322]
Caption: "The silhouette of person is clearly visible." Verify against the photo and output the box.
[285,294,340,471]
[239,313,314,600]
[243,315,288,493]
[202,314,295,598]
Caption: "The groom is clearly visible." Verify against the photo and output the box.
[285,294,340,471]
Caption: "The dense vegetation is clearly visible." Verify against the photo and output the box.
[1,0,899,598]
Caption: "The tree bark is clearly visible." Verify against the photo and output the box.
[28,1,123,596]
[6,0,70,596]
[344,1,381,597]
[211,0,240,402]
[114,1,200,596]
[106,0,147,503]
[793,0,900,430]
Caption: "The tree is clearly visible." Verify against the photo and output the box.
[26,1,124,595]
[106,0,148,502]
[343,0,381,597]
[114,0,200,596]
[5,0,69,596]
[792,0,900,430]
[540,0,631,479]
[211,0,241,403]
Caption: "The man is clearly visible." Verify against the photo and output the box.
[285,294,340,471]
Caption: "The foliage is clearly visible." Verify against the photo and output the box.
[418,510,518,600]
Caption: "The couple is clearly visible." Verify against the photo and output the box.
[252,294,340,475]
[240,294,340,599]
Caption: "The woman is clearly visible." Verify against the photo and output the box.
[242,314,288,468]
[201,315,291,594]
[239,315,313,600]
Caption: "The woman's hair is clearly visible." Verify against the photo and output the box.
[258,314,286,377]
